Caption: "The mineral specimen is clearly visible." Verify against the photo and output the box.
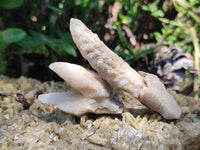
[38,18,181,120]
[69,18,181,119]
[38,62,123,116]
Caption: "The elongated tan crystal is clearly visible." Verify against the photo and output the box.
[70,18,145,98]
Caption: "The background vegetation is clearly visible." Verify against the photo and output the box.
[0,0,200,97]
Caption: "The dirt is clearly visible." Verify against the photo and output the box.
[0,75,200,150]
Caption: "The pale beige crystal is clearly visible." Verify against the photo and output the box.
[38,62,123,116]
[49,62,110,98]
[38,90,122,116]
[69,18,181,120]
[139,72,181,119]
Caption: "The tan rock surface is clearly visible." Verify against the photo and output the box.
[0,75,200,150]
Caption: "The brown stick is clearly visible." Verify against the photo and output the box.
[190,27,200,101]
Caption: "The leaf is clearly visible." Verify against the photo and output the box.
[149,0,159,12]
[116,25,134,56]
[153,32,162,42]
[190,90,200,98]
[179,79,193,93]
[50,42,77,57]
[175,0,191,10]
[134,47,157,60]
[17,31,77,57]
[0,0,23,9]
[158,18,186,27]
[161,28,173,35]
[56,31,73,42]
[75,0,82,6]
[166,35,177,44]
[0,28,26,44]
[17,31,51,56]
[63,44,77,57]
[141,5,148,11]
[50,14,58,29]
[152,10,164,17]
[119,13,132,25]
[114,45,129,58]
[188,11,200,24]
[46,4,63,13]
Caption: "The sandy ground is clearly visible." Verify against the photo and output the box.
[0,75,200,150]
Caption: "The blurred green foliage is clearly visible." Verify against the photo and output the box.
[0,0,102,78]
[0,0,199,81]
[110,0,200,56]
[0,0,24,9]
[145,0,200,52]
